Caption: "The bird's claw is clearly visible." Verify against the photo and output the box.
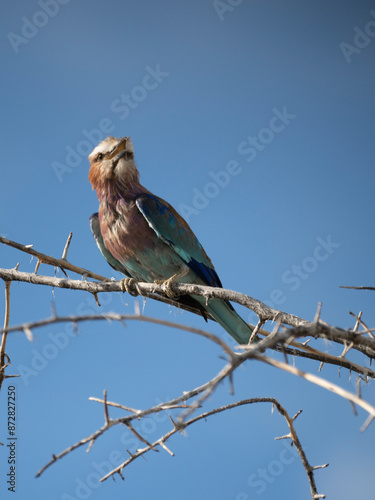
[155,269,190,299]
[155,276,179,299]
[120,278,140,297]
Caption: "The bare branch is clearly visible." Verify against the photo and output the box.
[340,285,375,291]
[2,310,374,380]
[0,266,308,328]
[0,280,11,390]
[256,354,375,427]
[0,235,106,281]
[97,397,327,499]
[2,236,374,499]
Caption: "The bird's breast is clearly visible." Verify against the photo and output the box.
[99,198,165,266]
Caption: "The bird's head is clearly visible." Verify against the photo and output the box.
[88,136,139,195]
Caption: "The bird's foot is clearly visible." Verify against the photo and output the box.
[120,278,140,297]
[155,269,189,299]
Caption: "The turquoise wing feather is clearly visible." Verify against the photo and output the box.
[135,194,253,344]
[136,194,221,287]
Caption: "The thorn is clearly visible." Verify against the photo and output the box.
[314,302,322,323]
[169,415,178,430]
[360,414,374,432]
[134,300,141,316]
[59,266,69,278]
[159,440,174,456]
[292,409,303,421]
[353,311,362,333]
[61,232,73,260]
[34,259,41,274]
[228,373,234,395]
[103,390,110,425]
[169,415,184,434]
[50,301,57,319]
[275,433,291,441]
[340,341,353,358]
[356,378,362,399]
[349,400,357,416]
[319,362,324,372]
[23,327,34,342]
[249,318,264,343]
[312,463,329,471]
[125,423,157,450]
[86,439,95,453]
[349,311,374,339]
[93,292,101,307]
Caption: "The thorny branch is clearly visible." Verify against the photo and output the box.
[33,323,340,499]
[1,235,375,499]
[0,312,374,380]
[0,280,12,391]
[1,266,375,362]
[0,235,238,318]
[94,397,329,499]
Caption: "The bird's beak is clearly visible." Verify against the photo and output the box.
[108,137,128,161]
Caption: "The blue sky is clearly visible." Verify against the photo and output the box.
[1,1,375,498]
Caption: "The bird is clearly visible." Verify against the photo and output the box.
[88,136,253,344]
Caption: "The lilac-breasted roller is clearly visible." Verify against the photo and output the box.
[88,136,253,344]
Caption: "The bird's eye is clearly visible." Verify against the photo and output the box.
[96,153,103,161]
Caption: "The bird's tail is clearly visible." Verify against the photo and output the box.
[195,296,253,344]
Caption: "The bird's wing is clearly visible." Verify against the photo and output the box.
[89,213,133,277]
[135,194,222,287]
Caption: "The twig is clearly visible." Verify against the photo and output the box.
[89,396,197,414]
[0,266,307,325]
[340,286,375,291]
[0,235,107,282]
[36,420,117,477]
[0,312,235,361]
[33,313,374,499]
[1,236,373,498]
[96,397,326,498]
[89,396,140,414]
[0,266,214,320]
[0,280,11,390]
[349,311,374,339]
[256,354,375,429]
[2,311,374,380]
[2,266,375,362]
